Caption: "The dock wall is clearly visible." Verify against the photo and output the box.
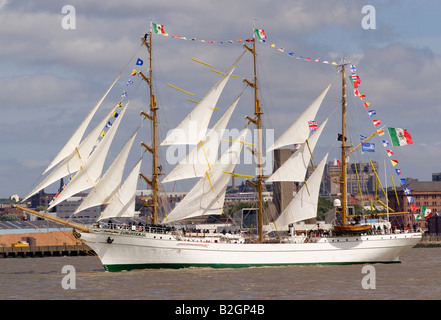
[0,244,95,258]
[0,230,95,258]
[415,235,441,248]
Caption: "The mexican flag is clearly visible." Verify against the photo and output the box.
[255,29,266,40]
[387,127,413,146]
[422,205,433,218]
[152,23,165,34]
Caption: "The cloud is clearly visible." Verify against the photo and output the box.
[1,0,440,198]
[357,43,441,121]
[0,74,89,110]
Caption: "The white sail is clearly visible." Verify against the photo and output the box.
[270,153,329,231]
[266,118,328,182]
[47,101,129,209]
[22,102,124,202]
[164,127,248,223]
[98,158,142,221]
[160,51,245,146]
[267,83,331,152]
[73,129,138,215]
[43,75,121,175]
[162,94,240,183]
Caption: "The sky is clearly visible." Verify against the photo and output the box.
[1,0,441,199]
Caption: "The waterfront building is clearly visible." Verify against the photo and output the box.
[387,179,441,232]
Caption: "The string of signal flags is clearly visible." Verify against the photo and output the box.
[145,23,343,104]
[348,64,427,219]
[146,23,423,218]
[148,23,343,67]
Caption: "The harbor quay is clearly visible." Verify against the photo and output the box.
[0,244,94,258]
[0,226,95,258]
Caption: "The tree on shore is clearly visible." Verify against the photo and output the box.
[0,213,19,221]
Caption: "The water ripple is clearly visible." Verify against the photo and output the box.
[1,248,440,300]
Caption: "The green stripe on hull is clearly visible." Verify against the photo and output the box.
[103,261,401,272]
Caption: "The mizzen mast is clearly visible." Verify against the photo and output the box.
[243,34,264,243]
[139,31,160,225]
[340,63,348,227]
[334,62,374,235]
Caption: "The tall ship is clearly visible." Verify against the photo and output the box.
[16,24,421,271]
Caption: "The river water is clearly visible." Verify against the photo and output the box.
[1,247,440,301]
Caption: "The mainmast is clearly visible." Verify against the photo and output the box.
[140,31,160,225]
[244,35,264,243]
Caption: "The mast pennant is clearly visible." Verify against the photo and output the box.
[152,22,165,34]
[254,29,267,40]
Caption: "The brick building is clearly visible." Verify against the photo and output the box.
[387,179,441,232]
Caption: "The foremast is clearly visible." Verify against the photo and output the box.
[139,31,160,225]
[243,35,264,243]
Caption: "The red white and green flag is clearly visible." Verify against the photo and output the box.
[387,127,413,146]
[422,205,433,218]
[152,23,165,34]
[255,29,266,40]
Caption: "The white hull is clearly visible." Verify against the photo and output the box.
[80,229,422,272]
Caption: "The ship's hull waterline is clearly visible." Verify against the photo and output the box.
[80,230,422,272]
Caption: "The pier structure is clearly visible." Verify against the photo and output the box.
[0,244,94,258]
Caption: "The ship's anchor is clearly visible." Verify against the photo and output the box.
[107,237,114,244]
